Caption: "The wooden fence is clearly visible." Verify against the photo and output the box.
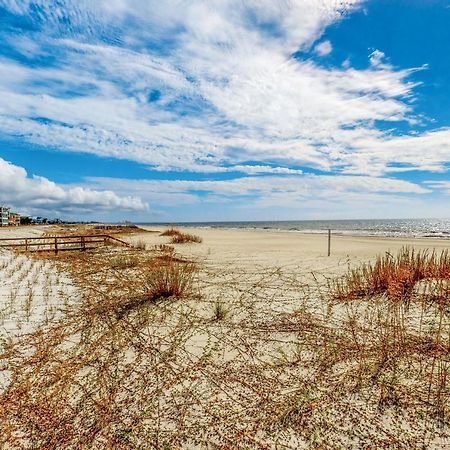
[0,234,132,254]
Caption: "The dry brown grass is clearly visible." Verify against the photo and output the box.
[110,255,139,270]
[144,258,196,301]
[153,244,175,254]
[169,232,202,244]
[43,223,147,237]
[1,245,450,448]
[161,228,202,244]
[333,246,450,300]
[160,227,181,237]
[135,239,147,250]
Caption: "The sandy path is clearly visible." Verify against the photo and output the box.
[0,225,51,239]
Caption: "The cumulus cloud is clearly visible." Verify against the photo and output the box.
[314,40,333,56]
[0,158,147,215]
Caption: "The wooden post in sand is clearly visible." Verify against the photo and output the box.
[54,237,58,255]
[327,229,331,257]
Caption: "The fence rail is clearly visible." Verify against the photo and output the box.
[0,234,132,254]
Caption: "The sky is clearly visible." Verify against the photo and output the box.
[0,0,449,222]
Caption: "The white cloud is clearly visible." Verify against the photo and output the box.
[228,165,303,175]
[0,0,447,210]
[425,181,450,195]
[87,173,429,202]
[81,173,436,220]
[0,158,147,216]
[342,128,450,175]
[369,49,388,68]
[0,4,405,160]
[314,40,332,56]
[0,50,426,175]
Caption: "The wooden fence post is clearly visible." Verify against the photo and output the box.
[81,236,86,251]
[327,229,331,257]
[54,237,58,255]
[25,239,28,252]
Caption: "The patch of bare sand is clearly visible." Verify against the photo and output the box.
[0,225,53,239]
[125,226,450,279]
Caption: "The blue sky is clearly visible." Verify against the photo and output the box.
[0,0,449,221]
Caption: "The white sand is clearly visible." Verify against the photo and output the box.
[127,226,450,276]
[0,225,51,240]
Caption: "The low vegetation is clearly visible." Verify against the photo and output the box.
[161,227,203,244]
[153,244,175,254]
[170,231,202,244]
[110,255,138,270]
[135,239,147,250]
[160,227,181,237]
[1,245,450,448]
[144,258,196,301]
[333,247,450,300]
[211,300,228,321]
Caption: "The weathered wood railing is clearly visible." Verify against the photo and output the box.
[0,234,132,254]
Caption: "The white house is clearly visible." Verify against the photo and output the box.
[0,206,10,226]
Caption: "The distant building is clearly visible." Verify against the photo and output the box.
[8,212,20,227]
[0,206,10,226]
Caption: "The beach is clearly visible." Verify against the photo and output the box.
[2,1,449,447]
[1,224,450,448]
[131,225,450,272]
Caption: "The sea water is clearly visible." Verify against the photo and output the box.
[141,218,450,239]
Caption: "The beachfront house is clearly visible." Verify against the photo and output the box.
[0,206,10,226]
[8,212,20,226]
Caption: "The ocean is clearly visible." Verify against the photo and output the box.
[141,218,450,239]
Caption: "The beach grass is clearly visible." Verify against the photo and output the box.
[160,227,181,237]
[333,246,450,300]
[161,227,203,244]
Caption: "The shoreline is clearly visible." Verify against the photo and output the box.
[136,218,450,240]
[2,220,449,240]
[144,225,450,240]
[140,224,450,244]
